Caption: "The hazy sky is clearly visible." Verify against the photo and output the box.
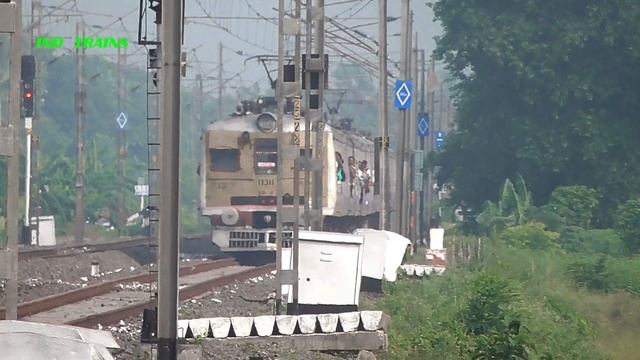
[30,0,442,94]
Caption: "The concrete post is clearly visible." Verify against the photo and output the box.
[74,21,86,243]
[157,0,182,357]
[377,0,389,230]
[5,0,22,320]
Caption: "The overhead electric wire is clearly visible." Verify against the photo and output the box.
[333,0,365,17]
[339,0,374,21]
[193,0,275,52]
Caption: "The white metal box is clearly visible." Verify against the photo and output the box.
[429,228,445,249]
[281,230,364,306]
[354,229,410,282]
[30,216,56,246]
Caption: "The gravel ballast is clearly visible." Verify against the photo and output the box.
[109,272,368,360]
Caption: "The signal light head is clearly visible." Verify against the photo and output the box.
[25,91,33,99]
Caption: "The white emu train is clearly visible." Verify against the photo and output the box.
[199,106,396,253]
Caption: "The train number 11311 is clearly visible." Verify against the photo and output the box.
[258,178,275,186]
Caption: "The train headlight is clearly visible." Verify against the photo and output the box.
[256,113,277,133]
[221,208,240,226]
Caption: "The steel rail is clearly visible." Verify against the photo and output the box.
[0,258,237,319]
[18,233,208,260]
[66,263,276,328]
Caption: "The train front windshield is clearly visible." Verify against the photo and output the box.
[255,139,277,175]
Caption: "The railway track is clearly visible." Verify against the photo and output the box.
[0,258,275,328]
[18,233,208,260]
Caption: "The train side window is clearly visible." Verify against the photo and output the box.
[209,149,241,172]
[255,139,278,174]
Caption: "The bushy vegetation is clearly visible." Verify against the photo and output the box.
[614,198,640,253]
[568,256,612,293]
[376,250,600,359]
[548,186,599,228]
[559,227,625,256]
[500,223,559,251]
[372,176,640,359]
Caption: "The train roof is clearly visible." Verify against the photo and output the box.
[204,112,384,152]
[205,113,324,133]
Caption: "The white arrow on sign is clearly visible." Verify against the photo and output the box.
[116,112,128,129]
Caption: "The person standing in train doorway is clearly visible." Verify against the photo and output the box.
[336,152,346,184]
[358,160,372,205]
[348,156,357,197]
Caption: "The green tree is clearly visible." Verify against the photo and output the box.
[476,175,531,235]
[432,0,640,223]
[614,198,640,253]
[548,186,599,228]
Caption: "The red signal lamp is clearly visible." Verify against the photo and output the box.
[25,91,33,99]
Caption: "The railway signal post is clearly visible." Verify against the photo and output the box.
[276,0,303,315]
[276,0,326,315]
[0,0,22,320]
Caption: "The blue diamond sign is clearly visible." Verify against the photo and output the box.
[116,112,128,129]
[418,112,430,138]
[394,80,413,110]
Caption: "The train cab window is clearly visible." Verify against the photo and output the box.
[209,149,241,172]
[255,139,278,174]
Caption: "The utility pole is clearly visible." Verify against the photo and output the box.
[419,49,428,240]
[439,81,445,132]
[24,108,32,244]
[426,59,439,224]
[378,0,389,230]
[157,0,181,357]
[30,0,35,51]
[192,74,203,159]
[303,0,312,231]
[395,0,410,237]
[311,0,326,232]
[217,42,223,120]
[32,0,43,245]
[1,0,22,320]
[276,0,286,317]
[74,21,86,243]
[117,47,127,233]
[447,98,453,132]
[402,10,415,239]
[409,32,418,243]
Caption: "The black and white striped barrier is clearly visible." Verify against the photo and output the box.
[177,311,389,339]
[399,264,446,277]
